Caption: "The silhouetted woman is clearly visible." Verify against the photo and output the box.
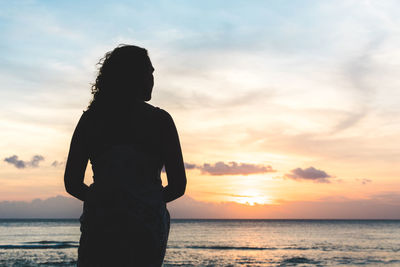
[64,45,186,266]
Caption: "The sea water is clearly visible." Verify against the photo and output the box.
[0,219,399,266]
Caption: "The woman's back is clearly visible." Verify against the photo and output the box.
[64,45,186,266]
[86,102,164,189]
[77,103,170,266]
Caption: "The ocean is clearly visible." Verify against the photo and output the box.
[0,219,399,266]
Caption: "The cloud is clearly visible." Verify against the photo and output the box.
[1,192,399,219]
[51,160,65,168]
[284,167,333,183]
[162,161,274,176]
[370,192,400,205]
[184,162,198,169]
[4,155,25,169]
[167,193,400,219]
[356,178,372,185]
[30,155,44,167]
[161,162,199,173]
[0,196,82,218]
[199,161,276,176]
[4,155,45,169]
[332,111,367,133]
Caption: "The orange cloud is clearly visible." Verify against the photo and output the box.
[199,161,276,176]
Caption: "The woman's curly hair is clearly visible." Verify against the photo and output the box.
[88,44,150,110]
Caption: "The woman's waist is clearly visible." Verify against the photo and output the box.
[81,183,168,233]
[92,171,162,187]
[86,182,164,208]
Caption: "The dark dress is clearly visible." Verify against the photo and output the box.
[74,103,173,266]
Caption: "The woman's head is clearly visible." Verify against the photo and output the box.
[88,45,154,110]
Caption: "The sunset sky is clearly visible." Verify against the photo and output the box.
[0,0,399,218]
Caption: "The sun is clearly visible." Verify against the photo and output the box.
[233,190,271,206]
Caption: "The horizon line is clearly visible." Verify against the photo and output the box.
[1,218,399,221]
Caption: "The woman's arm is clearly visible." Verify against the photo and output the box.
[64,113,90,202]
[160,110,187,203]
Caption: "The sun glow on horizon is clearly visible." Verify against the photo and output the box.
[233,190,273,206]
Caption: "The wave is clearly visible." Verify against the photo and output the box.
[183,245,330,251]
[185,245,316,250]
[187,245,276,250]
[0,241,78,250]
[280,256,320,265]
[181,244,400,253]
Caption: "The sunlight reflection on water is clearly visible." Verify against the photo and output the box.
[1,219,399,266]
